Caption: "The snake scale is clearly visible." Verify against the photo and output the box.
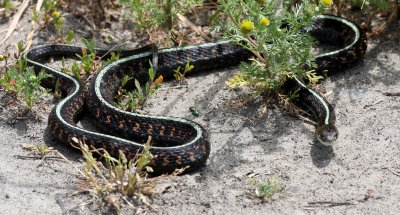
[26,15,367,173]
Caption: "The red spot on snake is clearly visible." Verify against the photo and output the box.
[105,115,111,124]
[96,108,100,118]
[119,120,126,128]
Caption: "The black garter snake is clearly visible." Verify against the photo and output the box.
[26,15,367,173]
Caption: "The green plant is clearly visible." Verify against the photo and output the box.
[0,42,50,109]
[173,57,195,81]
[51,10,65,35]
[31,0,79,42]
[21,143,57,167]
[189,106,200,117]
[60,38,121,80]
[117,62,163,111]
[60,57,80,79]
[248,176,285,201]
[120,0,202,31]
[73,137,155,211]
[76,38,98,75]
[286,89,299,102]
[217,0,329,93]
[21,138,155,212]
[53,79,62,99]
[65,29,76,44]
[0,0,14,10]
[32,0,65,34]
[1,64,50,109]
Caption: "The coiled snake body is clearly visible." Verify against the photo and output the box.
[26,15,367,173]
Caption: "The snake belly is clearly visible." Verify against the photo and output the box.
[26,15,367,173]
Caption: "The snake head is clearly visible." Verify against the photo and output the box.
[315,124,338,146]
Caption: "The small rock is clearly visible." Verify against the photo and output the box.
[5,194,9,199]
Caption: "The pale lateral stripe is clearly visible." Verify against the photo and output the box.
[303,14,361,125]
[93,43,235,148]
[27,58,181,149]
[315,15,360,57]
[294,77,330,125]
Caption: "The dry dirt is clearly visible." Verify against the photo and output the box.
[1,5,400,215]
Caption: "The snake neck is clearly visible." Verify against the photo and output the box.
[282,77,338,145]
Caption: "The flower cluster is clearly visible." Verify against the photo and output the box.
[240,17,270,34]
[219,0,332,91]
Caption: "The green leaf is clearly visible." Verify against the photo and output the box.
[66,30,75,44]
[81,38,96,53]
[17,40,24,54]
[189,107,200,117]
[134,79,143,97]
[148,61,155,81]
[121,75,132,88]
[71,61,80,79]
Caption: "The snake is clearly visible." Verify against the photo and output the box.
[25,15,367,173]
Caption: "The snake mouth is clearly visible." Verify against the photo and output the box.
[315,124,338,146]
[316,136,337,146]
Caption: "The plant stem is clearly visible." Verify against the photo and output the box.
[245,35,266,62]
[165,0,173,31]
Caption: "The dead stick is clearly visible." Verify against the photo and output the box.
[176,13,212,42]
[307,201,355,207]
[383,92,400,96]
[0,0,30,46]
[55,194,69,215]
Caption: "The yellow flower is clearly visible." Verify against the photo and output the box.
[52,11,60,18]
[0,55,4,61]
[321,0,332,7]
[240,20,255,34]
[259,17,270,26]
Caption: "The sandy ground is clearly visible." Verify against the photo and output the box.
[1,6,400,215]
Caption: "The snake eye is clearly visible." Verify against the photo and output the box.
[316,124,338,146]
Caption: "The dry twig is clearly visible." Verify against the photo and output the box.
[306,201,355,207]
[0,0,30,46]
[25,0,44,49]
[176,13,212,42]
[383,92,400,96]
